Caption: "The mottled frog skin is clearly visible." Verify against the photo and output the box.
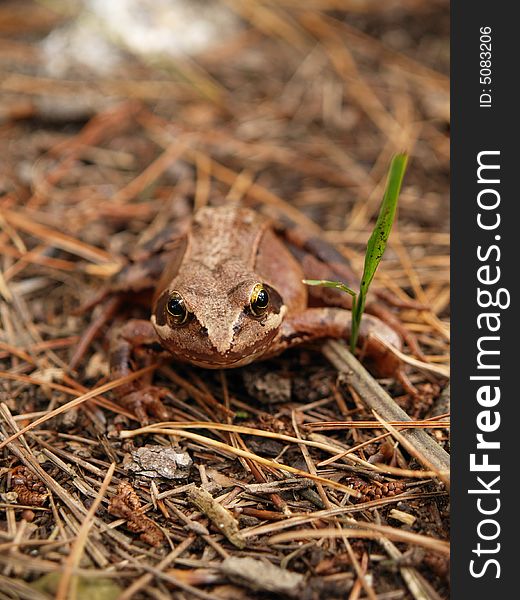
[150,205,400,368]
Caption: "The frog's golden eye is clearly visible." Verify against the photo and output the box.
[167,292,189,325]
[250,283,270,317]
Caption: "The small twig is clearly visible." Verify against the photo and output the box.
[269,524,450,556]
[187,486,246,549]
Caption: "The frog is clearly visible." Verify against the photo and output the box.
[104,204,407,422]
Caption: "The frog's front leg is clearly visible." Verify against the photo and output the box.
[269,308,402,378]
[110,319,171,423]
[276,224,425,360]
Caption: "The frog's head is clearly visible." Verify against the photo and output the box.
[151,260,286,368]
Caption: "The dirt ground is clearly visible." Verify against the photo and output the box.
[0,1,450,598]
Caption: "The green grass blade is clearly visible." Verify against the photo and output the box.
[360,153,408,295]
[302,153,407,354]
[350,153,408,350]
[302,279,357,298]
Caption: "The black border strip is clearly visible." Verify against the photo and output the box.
[451,3,515,596]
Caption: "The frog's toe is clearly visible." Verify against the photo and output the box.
[121,386,171,424]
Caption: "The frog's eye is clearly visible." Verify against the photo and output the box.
[249,283,270,317]
[167,292,189,325]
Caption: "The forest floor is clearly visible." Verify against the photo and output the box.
[0,1,450,598]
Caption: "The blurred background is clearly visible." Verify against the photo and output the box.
[0,0,449,239]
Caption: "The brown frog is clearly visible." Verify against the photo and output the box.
[108,204,405,421]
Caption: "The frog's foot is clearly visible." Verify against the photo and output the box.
[119,385,172,424]
[391,365,418,397]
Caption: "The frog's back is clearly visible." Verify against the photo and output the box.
[188,205,269,269]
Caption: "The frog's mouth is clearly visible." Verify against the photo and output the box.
[178,353,262,369]
[171,343,271,369]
